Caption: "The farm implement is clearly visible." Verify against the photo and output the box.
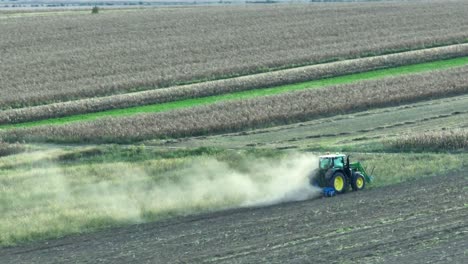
[310,154,374,197]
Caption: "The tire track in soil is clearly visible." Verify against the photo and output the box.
[0,172,466,264]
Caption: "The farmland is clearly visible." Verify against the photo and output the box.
[1,1,468,109]
[1,45,468,126]
[152,94,468,154]
[391,129,468,152]
[2,64,467,143]
[1,1,468,263]
[1,172,467,263]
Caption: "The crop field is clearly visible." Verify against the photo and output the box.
[2,64,467,143]
[1,46,468,126]
[391,129,468,152]
[1,1,468,109]
[153,94,468,152]
[1,1,468,263]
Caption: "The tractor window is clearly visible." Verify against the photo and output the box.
[320,158,331,169]
[334,157,344,168]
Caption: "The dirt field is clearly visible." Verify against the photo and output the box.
[1,172,466,264]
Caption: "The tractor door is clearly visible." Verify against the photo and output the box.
[334,156,344,168]
[344,156,352,177]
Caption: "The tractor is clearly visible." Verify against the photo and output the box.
[310,154,374,196]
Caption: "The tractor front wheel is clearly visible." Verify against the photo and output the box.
[351,173,366,191]
[330,172,347,194]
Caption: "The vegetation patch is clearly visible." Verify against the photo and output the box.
[387,129,468,152]
[0,142,26,157]
[2,56,468,129]
[2,65,466,144]
[153,94,468,152]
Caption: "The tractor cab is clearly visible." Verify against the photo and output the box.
[319,154,346,170]
[311,153,373,195]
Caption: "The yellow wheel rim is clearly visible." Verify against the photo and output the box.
[356,177,364,189]
[334,176,344,191]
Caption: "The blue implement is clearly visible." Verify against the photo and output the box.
[322,187,336,197]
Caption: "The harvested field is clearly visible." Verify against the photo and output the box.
[1,172,466,263]
[3,66,467,143]
[1,45,468,125]
[1,1,468,108]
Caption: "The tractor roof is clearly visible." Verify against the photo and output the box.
[319,154,346,158]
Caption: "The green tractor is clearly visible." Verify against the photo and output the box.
[310,154,374,195]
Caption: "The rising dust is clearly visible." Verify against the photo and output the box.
[9,152,322,225]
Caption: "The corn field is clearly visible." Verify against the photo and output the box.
[0,142,25,157]
[390,130,468,151]
[3,66,467,144]
[1,1,468,109]
[1,44,467,125]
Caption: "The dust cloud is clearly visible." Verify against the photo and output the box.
[10,152,321,225]
[167,152,322,208]
[78,152,322,221]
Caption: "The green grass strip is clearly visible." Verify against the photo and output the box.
[2,56,468,130]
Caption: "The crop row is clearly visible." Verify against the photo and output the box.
[389,129,468,152]
[1,1,468,109]
[2,44,468,125]
[3,66,467,144]
[0,142,25,157]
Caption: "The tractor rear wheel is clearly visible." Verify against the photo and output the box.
[351,173,366,191]
[330,172,347,194]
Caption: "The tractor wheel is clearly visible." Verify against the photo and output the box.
[351,173,366,191]
[330,172,347,194]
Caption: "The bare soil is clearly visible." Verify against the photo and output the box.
[1,173,467,264]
